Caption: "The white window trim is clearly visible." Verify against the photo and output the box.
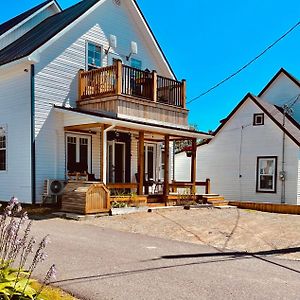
[253,113,264,126]
[256,156,277,193]
[85,41,103,71]
[65,133,92,174]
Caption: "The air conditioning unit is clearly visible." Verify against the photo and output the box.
[46,179,66,196]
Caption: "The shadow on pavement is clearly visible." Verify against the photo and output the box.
[51,246,300,286]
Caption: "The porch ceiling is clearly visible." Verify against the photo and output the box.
[54,105,212,140]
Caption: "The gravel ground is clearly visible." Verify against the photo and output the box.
[83,207,300,260]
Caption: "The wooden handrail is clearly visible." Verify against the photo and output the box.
[170,179,211,194]
[77,64,186,109]
[106,183,137,189]
[78,65,117,100]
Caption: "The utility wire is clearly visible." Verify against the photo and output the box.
[187,20,300,105]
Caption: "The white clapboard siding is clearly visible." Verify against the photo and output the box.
[297,156,300,204]
[175,98,300,204]
[0,64,32,203]
[260,73,300,123]
[33,0,169,201]
[0,5,58,50]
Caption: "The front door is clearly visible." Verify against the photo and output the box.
[144,144,156,181]
[107,141,126,183]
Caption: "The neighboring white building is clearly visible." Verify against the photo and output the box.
[175,69,300,205]
[0,0,209,204]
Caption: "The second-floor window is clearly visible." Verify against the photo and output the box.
[0,127,6,171]
[87,42,101,70]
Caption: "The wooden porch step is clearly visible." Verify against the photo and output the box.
[202,195,228,207]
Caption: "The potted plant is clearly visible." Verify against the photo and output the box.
[182,145,193,157]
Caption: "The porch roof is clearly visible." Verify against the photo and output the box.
[54,105,212,140]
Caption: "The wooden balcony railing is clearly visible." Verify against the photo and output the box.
[78,60,186,108]
[79,65,117,99]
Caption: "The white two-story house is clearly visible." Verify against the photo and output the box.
[0,0,210,206]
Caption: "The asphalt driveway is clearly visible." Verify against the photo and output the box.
[31,217,300,300]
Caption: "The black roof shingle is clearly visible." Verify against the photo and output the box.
[0,0,100,66]
[0,0,54,36]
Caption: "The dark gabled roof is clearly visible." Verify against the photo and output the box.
[0,0,176,79]
[258,68,300,97]
[213,93,300,147]
[0,0,54,36]
[0,0,100,66]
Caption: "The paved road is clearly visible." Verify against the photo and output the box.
[31,217,300,300]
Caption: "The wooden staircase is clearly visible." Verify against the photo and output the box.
[201,194,228,206]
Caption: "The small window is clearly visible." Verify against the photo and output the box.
[87,42,102,70]
[256,157,277,193]
[253,113,264,126]
[131,58,142,70]
[0,126,6,171]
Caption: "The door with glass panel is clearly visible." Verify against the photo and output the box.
[144,144,156,181]
[107,141,126,183]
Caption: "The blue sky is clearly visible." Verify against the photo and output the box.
[1,0,299,131]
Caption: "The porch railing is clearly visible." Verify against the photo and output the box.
[78,60,186,108]
[79,65,117,100]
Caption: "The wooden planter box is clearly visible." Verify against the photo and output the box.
[110,195,148,206]
[62,181,110,214]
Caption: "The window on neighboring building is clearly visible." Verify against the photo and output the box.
[131,58,142,70]
[253,113,264,126]
[0,127,6,171]
[87,42,102,70]
[256,156,277,193]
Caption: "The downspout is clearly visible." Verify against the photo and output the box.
[30,65,36,204]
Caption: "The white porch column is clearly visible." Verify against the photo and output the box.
[102,125,115,184]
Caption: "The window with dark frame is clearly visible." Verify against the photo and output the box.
[0,127,6,171]
[256,156,277,193]
[87,42,102,70]
[253,113,264,126]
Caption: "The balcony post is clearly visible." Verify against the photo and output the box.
[116,59,123,95]
[181,79,186,108]
[78,69,84,101]
[163,135,170,205]
[152,70,157,102]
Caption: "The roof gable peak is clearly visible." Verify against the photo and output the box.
[258,68,300,97]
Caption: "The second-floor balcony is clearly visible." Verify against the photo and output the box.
[77,60,188,127]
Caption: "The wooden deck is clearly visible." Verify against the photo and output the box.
[77,61,188,126]
[61,180,211,214]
